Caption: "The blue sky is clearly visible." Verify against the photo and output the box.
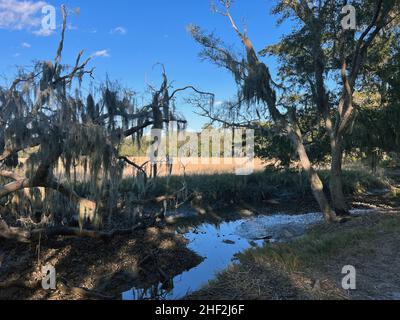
[0,0,292,130]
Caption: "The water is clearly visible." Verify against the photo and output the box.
[236,212,323,242]
[123,220,265,300]
[122,209,375,300]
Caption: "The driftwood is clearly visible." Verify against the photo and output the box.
[0,219,31,243]
[0,218,142,243]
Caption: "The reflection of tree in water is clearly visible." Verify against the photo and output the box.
[129,279,175,300]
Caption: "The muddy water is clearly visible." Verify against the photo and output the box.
[122,209,374,300]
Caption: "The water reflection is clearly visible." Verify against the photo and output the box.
[123,219,264,300]
[124,280,174,300]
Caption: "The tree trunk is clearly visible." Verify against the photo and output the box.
[288,128,337,222]
[330,139,350,216]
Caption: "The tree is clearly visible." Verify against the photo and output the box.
[190,0,336,221]
[0,6,213,242]
[190,0,398,220]
[270,0,398,215]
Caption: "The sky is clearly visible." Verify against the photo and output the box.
[0,0,293,130]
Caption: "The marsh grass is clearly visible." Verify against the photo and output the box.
[72,166,389,209]
[147,168,390,204]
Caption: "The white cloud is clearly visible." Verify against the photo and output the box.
[21,42,31,48]
[0,0,47,31]
[110,26,127,35]
[214,101,224,107]
[32,27,52,36]
[92,49,110,58]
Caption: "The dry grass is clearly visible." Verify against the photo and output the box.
[124,157,267,177]
[34,157,267,182]
[50,157,266,181]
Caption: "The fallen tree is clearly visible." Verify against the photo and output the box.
[0,5,213,240]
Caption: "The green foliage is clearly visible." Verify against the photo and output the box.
[255,131,295,167]
[346,31,400,165]
[261,0,400,168]
[254,113,331,167]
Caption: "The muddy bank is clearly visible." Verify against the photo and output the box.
[0,227,202,300]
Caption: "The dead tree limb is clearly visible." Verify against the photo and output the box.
[0,217,143,243]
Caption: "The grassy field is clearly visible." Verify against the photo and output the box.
[58,163,391,220]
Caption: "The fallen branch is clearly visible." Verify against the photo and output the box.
[0,218,143,243]
[118,156,148,180]
[0,219,31,243]
[127,185,188,206]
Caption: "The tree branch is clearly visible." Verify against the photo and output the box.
[169,86,214,101]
